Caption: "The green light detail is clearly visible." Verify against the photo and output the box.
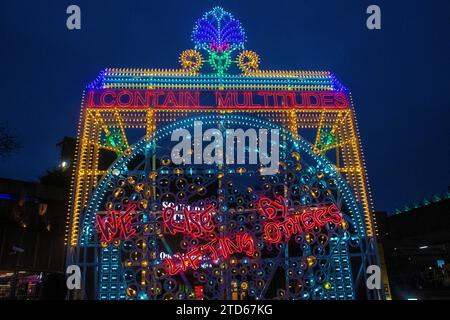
[320,129,335,147]
[104,129,126,155]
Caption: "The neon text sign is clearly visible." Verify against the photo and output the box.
[257,197,344,243]
[164,233,256,275]
[95,204,138,243]
[87,90,349,109]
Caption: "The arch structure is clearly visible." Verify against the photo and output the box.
[66,7,382,300]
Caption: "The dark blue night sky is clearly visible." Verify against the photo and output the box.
[0,0,449,212]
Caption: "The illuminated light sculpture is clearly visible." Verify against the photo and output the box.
[192,6,246,75]
[179,49,203,74]
[66,7,382,300]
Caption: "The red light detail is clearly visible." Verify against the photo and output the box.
[257,196,286,219]
[164,233,256,275]
[194,285,204,300]
[88,90,349,109]
[257,197,343,243]
[162,205,216,238]
[160,198,343,275]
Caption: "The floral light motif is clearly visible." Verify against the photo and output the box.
[191,7,246,75]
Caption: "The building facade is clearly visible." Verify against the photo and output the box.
[0,178,66,299]
[375,188,450,300]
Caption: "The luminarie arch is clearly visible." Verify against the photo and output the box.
[66,7,381,300]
